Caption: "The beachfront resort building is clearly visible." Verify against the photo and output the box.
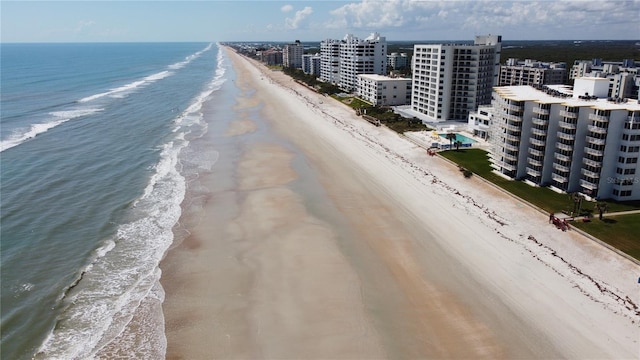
[302,54,321,76]
[489,79,640,201]
[283,40,304,69]
[467,105,494,140]
[259,48,283,66]
[388,52,409,70]
[410,35,502,123]
[570,59,639,101]
[498,58,567,86]
[320,33,388,92]
[357,74,412,106]
[320,39,341,85]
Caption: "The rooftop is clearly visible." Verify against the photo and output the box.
[358,74,411,81]
[494,85,640,111]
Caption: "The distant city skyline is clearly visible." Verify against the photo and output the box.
[2,0,639,43]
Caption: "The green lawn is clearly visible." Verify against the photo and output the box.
[572,214,640,260]
[439,148,640,260]
[439,149,574,213]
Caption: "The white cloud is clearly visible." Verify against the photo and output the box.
[285,6,313,29]
[281,4,293,13]
[74,20,95,34]
[324,0,639,39]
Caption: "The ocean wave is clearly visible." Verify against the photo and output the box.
[33,139,186,360]
[32,45,227,359]
[0,108,103,152]
[168,42,213,70]
[78,70,173,103]
[79,43,213,103]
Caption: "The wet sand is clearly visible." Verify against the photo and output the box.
[160,47,640,359]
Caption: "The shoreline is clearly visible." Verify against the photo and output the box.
[160,45,640,359]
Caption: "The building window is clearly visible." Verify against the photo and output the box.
[626,157,638,164]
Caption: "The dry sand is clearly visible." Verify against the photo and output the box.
[160,46,640,359]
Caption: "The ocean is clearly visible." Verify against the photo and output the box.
[1,42,227,359]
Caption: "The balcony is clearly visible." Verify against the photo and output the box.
[528,148,545,157]
[532,107,550,116]
[531,117,549,126]
[581,168,600,179]
[582,158,602,168]
[503,152,519,161]
[589,113,609,123]
[529,137,546,146]
[585,136,606,146]
[558,121,577,130]
[492,160,517,172]
[587,125,607,135]
[528,157,543,167]
[556,143,573,151]
[504,103,523,112]
[580,179,598,190]
[554,152,571,162]
[552,163,571,173]
[556,131,576,141]
[505,123,522,132]
[504,142,519,152]
[504,113,524,123]
[531,127,547,137]
[526,167,542,177]
[584,147,604,157]
[560,110,578,119]
[504,134,521,143]
[552,173,569,183]
[622,127,640,135]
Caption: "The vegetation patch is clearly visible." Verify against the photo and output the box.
[439,148,640,258]
[572,214,640,260]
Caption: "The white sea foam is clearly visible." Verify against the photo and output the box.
[33,44,227,360]
[78,43,214,104]
[0,108,103,152]
[168,43,212,70]
[34,139,186,360]
[78,71,173,103]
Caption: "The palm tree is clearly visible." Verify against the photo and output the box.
[454,140,462,151]
[595,201,608,220]
[445,133,457,149]
[570,192,583,216]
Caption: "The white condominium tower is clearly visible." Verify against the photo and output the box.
[320,33,387,92]
[411,35,502,122]
[320,39,341,85]
[490,80,640,201]
[283,40,304,69]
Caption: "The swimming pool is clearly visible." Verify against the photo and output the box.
[439,133,476,144]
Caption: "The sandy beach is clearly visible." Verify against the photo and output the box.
[160,46,640,359]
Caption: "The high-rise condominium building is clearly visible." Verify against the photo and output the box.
[320,33,387,92]
[411,35,502,122]
[302,54,321,76]
[498,58,567,86]
[320,39,341,85]
[283,40,304,69]
[489,80,640,201]
[387,53,409,70]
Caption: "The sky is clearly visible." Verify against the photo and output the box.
[1,0,639,43]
